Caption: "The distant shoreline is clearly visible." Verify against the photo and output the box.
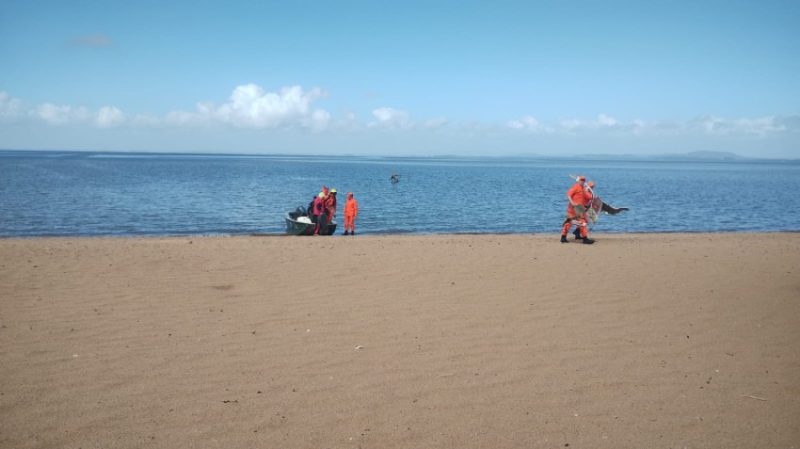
[2,148,798,163]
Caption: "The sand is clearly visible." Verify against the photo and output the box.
[1,233,799,449]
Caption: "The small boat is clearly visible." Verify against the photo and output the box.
[285,206,337,235]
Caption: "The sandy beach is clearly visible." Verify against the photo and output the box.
[1,233,798,449]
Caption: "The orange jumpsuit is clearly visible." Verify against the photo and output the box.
[561,182,590,238]
[344,193,358,233]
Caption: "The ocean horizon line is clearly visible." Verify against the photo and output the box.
[2,148,798,163]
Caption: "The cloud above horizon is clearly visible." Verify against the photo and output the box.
[32,102,129,128]
[166,84,331,131]
[370,107,411,129]
[95,106,125,128]
[1,89,798,143]
[0,92,23,118]
[506,113,798,138]
[0,85,332,131]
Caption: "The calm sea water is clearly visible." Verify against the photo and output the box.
[1,150,797,237]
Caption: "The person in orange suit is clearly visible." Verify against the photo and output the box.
[343,192,358,236]
[572,180,596,240]
[560,176,594,244]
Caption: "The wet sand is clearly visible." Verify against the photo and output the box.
[1,233,799,448]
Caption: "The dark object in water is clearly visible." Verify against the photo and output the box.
[285,206,337,235]
[390,173,400,183]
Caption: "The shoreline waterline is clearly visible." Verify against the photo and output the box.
[2,229,799,240]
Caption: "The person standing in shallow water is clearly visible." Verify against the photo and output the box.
[343,192,358,235]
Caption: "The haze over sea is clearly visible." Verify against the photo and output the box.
[1,150,798,237]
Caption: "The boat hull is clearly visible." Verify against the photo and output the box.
[285,214,337,236]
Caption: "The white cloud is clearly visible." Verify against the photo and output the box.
[3,88,797,147]
[1,85,331,131]
[692,115,723,134]
[34,103,90,125]
[307,109,331,132]
[95,106,125,128]
[734,117,784,136]
[687,115,794,136]
[163,84,330,130]
[507,116,549,133]
[558,114,618,132]
[0,92,24,119]
[507,113,799,138]
[558,118,582,132]
[214,84,326,128]
[597,113,617,127]
[370,107,411,128]
[33,103,126,127]
[631,119,647,135]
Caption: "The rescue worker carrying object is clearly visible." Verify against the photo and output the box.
[561,176,595,244]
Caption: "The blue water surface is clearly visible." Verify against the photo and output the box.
[0,150,797,236]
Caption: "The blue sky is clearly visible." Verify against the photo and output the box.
[1,0,798,157]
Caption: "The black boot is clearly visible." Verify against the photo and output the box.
[582,237,595,244]
[573,229,583,240]
[560,235,569,243]
[344,231,349,235]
